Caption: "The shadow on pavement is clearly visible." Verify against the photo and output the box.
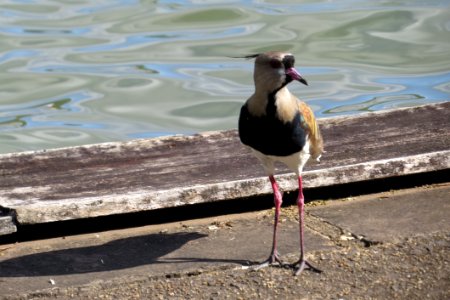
[0,232,210,277]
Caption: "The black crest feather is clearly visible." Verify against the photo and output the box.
[229,54,260,59]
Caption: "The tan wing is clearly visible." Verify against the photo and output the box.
[297,101,323,161]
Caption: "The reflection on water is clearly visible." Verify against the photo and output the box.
[0,0,449,154]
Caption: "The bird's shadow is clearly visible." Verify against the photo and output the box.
[0,232,247,277]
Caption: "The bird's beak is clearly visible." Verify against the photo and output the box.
[286,67,308,86]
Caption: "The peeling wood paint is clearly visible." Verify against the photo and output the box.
[0,216,16,235]
[8,150,450,224]
[0,103,449,227]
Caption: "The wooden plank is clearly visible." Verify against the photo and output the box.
[0,102,449,227]
[0,216,16,235]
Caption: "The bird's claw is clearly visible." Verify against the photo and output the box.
[252,252,288,270]
[292,259,322,275]
[252,254,322,275]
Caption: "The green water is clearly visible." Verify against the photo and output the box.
[0,1,449,154]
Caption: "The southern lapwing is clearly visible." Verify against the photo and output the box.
[238,51,323,275]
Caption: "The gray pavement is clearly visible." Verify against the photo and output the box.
[0,183,449,299]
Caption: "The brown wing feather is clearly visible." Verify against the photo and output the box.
[297,101,323,161]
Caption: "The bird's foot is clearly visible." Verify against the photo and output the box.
[292,259,322,275]
[252,251,287,270]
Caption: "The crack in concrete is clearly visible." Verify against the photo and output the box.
[306,212,382,248]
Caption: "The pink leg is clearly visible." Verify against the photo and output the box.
[298,176,306,262]
[293,176,322,275]
[269,175,283,261]
[253,175,284,269]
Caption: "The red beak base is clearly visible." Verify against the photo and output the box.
[286,67,308,86]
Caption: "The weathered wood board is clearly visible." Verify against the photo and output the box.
[0,102,449,230]
[0,216,16,235]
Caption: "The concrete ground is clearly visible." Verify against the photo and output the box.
[0,182,449,299]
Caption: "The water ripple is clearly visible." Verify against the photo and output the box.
[0,90,103,130]
[0,26,91,36]
[75,24,262,53]
[0,0,448,153]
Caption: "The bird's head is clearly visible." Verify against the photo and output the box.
[245,52,308,94]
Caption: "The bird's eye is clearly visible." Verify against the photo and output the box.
[269,59,282,69]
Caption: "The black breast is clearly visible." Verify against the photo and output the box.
[238,93,306,157]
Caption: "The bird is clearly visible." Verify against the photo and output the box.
[238,51,323,275]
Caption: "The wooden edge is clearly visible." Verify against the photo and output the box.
[11,150,450,225]
[1,102,447,160]
[0,216,17,235]
[317,101,449,124]
[0,132,218,161]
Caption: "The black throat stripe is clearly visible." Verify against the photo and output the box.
[238,91,307,156]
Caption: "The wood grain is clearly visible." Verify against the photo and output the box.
[0,102,448,227]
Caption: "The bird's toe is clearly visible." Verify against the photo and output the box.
[292,259,322,275]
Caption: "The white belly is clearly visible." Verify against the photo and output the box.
[250,139,311,176]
